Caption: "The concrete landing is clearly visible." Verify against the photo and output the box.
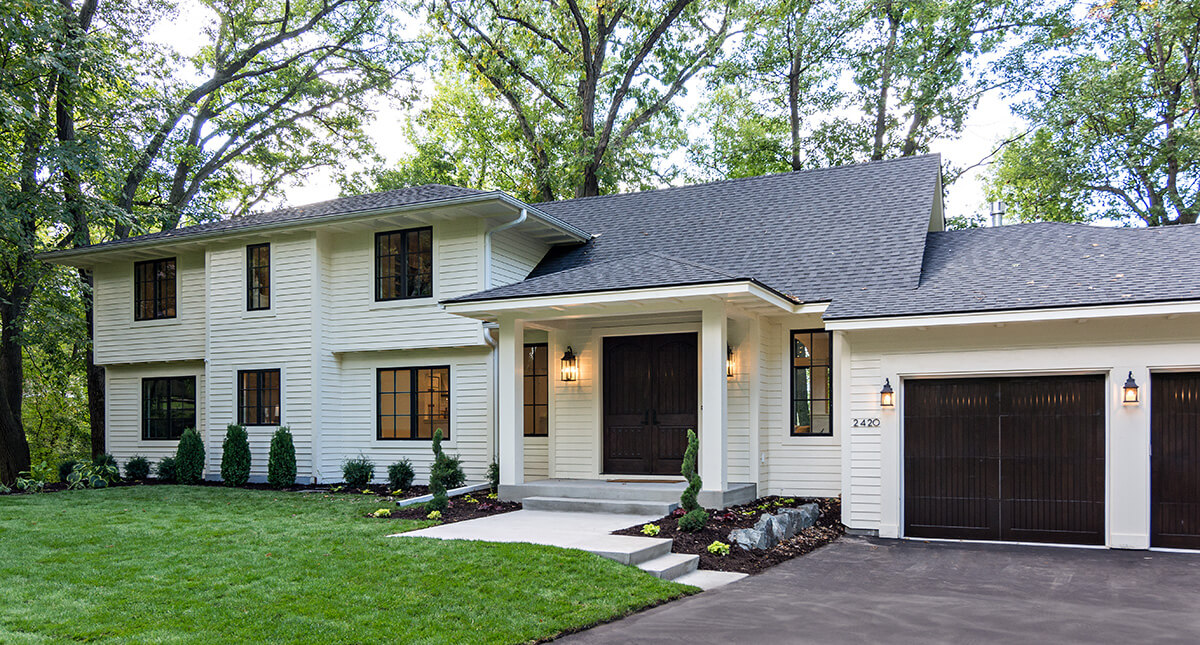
[673,570,748,591]
[522,495,678,516]
[500,479,757,509]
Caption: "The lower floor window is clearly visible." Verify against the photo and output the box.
[379,366,450,440]
[791,330,833,436]
[143,376,196,440]
[238,369,281,426]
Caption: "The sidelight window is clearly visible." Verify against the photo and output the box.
[524,344,549,436]
[791,330,832,436]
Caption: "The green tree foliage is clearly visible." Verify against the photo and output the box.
[414,0,736,200]
[987,0,1200,225]
[220,425,251,487]
[426,428,455,512]
[174,428,206,485]
[267,426,297,489]
[678,428,708,532]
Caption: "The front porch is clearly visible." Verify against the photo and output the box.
[501,478,759,512]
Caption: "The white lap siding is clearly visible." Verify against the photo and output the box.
[92,252,206,365]
[105,362,206,471]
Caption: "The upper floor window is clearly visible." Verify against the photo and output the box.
[134,258,176,320]
[375,227,432,300]
[524,344,548,436]
[142,376,196,440]
[791,330,832,436]
[378,366,450,440]
[238,369,281,426]
[246,243,270,310]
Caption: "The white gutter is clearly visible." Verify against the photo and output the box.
[482,208,527,290]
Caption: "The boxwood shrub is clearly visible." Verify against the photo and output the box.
[342,455,374,487]
[388,459,415,491]
[125,455,151,480]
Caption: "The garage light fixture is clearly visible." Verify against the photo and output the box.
[880,379,895,408]
[727,345,735,379]
[560,346,579,382]
[1122,372,1139,404]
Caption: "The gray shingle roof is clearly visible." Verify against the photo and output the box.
[41,184,489,258]
[824,222,1200,319]
[450,155,942,303]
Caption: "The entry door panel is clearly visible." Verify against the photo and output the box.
[1152,373,1200,549]
[603,333,698,475]
[905,376,1105,545]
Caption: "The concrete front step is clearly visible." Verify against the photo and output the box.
[581,535,674,566]
[522,496,678,516]
[673,569,748,590]
[637,552,699,580]
[501,479,758,508]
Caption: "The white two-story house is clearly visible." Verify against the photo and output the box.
[45,156,1200,552]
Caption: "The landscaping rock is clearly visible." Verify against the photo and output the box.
[778,503,820,533]
[730,503,822,551]
[729,527,773,551]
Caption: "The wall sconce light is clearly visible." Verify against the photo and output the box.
[560,346,578,382]
[880,379,895,408]
[726,345,735,379]
[1122,371,1139,405]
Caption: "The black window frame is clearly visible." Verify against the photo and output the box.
[246,243,271,311]
[237,368,282,426]
[377,366,451,441]
[142,376,196,441]
[790,329,833,437]
[374,227,433,301]
[133,257,177,321]
[523,343,549,436]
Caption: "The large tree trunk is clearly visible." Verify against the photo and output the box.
[577,163,602,198]
[0,308,31,484]
[82,271,105,456]
[871,3,901,161]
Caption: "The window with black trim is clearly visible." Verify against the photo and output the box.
[134,258,176,320]
[142,376,196,440]
[238,369,281,426]
[524,344,548,436]
[246,243,270,310]
[378,366,450,440]
[375,227,432,300]
[791,330,832,436]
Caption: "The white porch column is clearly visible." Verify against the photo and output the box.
[700,300,728,494]
[498,315,525,486]
[746,314,762,486]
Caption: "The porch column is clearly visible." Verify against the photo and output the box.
[498,315,525,486]
[700,300,728,494]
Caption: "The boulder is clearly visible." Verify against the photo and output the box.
[778,503,820,533]
[729,503,823,551]
[729,527,773,551]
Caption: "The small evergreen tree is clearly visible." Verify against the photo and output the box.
[175,428,206,485]
[388,459,415,491]
[342,455,375,487]
[678,429,708,532]
[267,427,297,489]
[221,425,252,487]
[125,455,151,480]
[426,429,450,512]
[486,461,499,493]
[157,456,177,483]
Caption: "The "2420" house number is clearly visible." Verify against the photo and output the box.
[851,418,881,428]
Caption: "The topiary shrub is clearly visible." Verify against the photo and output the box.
[486,461,499,493]
[220,424,251,487]
[157,456,178,483]
[678,428,708,532]
[175,428,206,485]
[125,455,151,480]
[388,459,415,491]
[342,455,375,487]
[57,459,82,484]
[426,429,451,512]
[267,426,297,489]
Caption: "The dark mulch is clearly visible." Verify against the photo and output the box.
[1,479,432,499]
[613,496,844,574]
[375,493,522,524]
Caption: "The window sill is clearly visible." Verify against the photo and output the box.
[132,316,182,327]
[786,433,838,446]
[368,297,437,312]
[242,309,276,320]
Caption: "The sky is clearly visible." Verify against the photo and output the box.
[153,2,1025,224]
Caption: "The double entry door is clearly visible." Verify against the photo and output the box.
[602,333,698,476]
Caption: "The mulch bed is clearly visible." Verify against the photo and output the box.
[371,492,522,523]
[1,479,433,500]
[613,496,844,574]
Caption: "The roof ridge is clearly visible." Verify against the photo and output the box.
[645,251,743,280]
[534,154,942,207]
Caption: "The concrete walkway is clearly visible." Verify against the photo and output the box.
[559,536,1200,644]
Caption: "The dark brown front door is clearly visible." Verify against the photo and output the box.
[603,333,697,475]
[904,376,1105,545]
[1152,372,1200,549]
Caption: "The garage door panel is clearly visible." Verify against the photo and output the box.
[905,376,1105,545]
[1152,373,1200,549]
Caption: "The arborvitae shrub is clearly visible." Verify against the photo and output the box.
[486,461,499,492]
[267,427,297,489]
[157,456,178,482]
[388,459,415,491]
[342,455,375,487]
[175,428,206,485]
[678,429,707,532]
[125,455,151,480]
[221,425,252,487]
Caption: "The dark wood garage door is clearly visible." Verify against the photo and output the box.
[905,376,1105,545]
[1152,373,1200,549]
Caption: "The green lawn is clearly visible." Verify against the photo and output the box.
[0,486,690,644]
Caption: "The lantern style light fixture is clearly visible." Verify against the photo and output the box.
[880,379,895,408]
[726,345,735,379]
[560,346,579,382]
[1122,371,1139,405]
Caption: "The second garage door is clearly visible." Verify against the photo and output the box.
[904,375,1105,545]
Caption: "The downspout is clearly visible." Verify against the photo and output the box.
[482,208,527,291]
[481,208,525,465]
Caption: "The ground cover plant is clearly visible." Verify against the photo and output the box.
[615,496,844,574]
[0,486,690,643]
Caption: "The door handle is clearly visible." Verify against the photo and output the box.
[642,409,650,425]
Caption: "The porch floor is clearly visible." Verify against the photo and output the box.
[500,478,758,509]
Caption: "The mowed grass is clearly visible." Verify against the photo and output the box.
[0,486,690,644]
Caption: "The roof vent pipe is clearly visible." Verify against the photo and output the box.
[990,201,1006,227]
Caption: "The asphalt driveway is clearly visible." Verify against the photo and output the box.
[560,536,1200,644]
